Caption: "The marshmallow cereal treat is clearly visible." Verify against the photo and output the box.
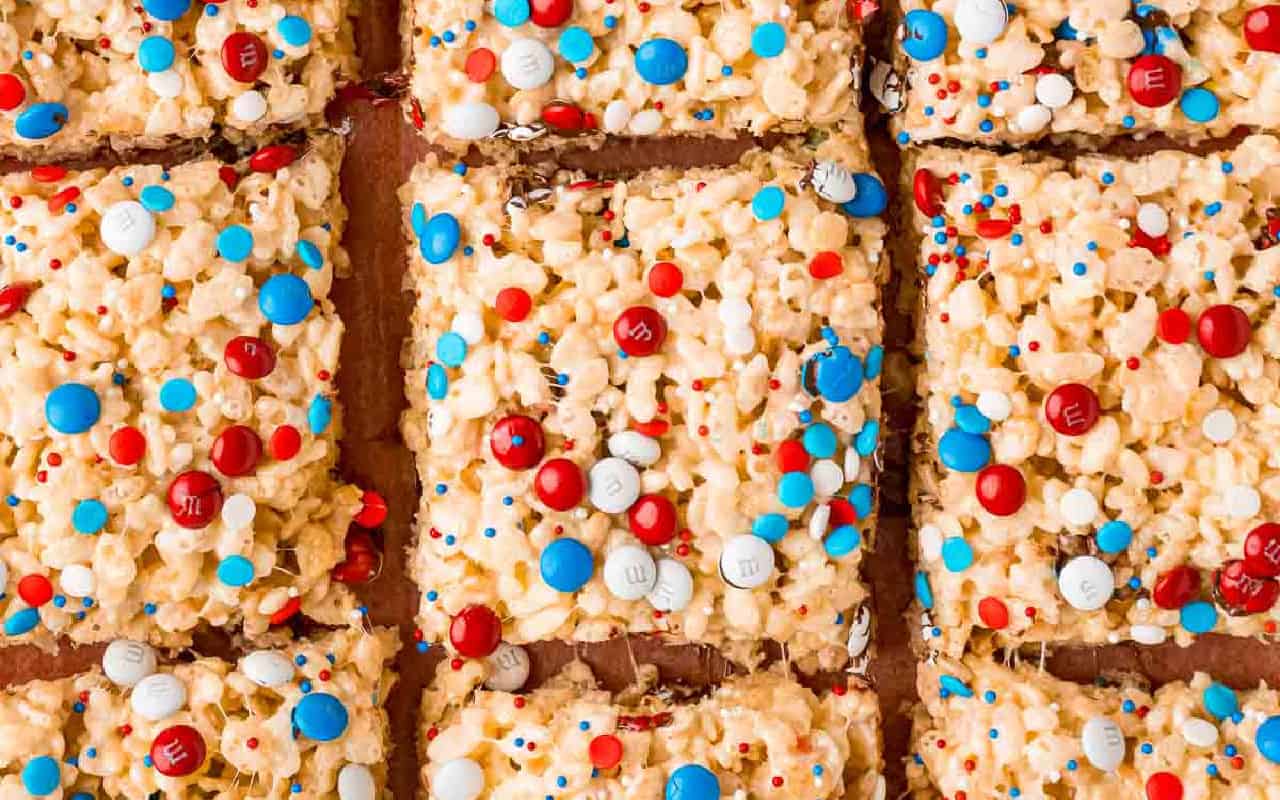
[401,131,887,673]
[0,625,397,798]
[0,0,358,158]
[420,658,884,800]
[888,0,1280,145]
[910,655,1280,799]
[403,0,868,150]
[907,135,1280,657]
[0,134,381,649]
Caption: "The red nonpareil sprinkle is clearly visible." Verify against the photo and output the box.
[247,738,259,749]
[928,73,941,84]
[1028,341,1040,351]
[450,658,463,670]
[935,89,947,100]
[1267,620,1278,634]
[602,210,615,221]
[482,233,496,247]
[1136,705,1150,718]
[317,370,331,381]
[653,101,663,111]
[554,525,564,535]
[526,742,537,751]
[768,378,781,390]
[413,628,424,641]
[426,727,438,740]
[600,230,612,242]
[49,259,62,270]
[119,725,133,736]
[1232,756,1245,769]
[1127,357,1141,370]
[738,743,749,753]
[8,196,20,208]
[697,425,709,436]
[964,759,976,772]
[946,80,960,93]
[1150,470,1164,485]
[675,544,690,557]
[936,738,947,748]
[939,313,950,323]
[97,305,107,315]
[797,605,807,616]
[1025,606,1037,618]
[832,684,847,696]
[318,670,331,681]
[78,691,90,704]
[514,697,526,708]
[99,37,111,48]
[771,777,783,788]
[1040,221,1053,233]
[47,453,62,467]
[62,351,75,362]
[691,379,703,391]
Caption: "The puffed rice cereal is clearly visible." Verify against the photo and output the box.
[401,131,887,673]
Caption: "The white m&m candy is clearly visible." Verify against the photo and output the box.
[588,457,641,513]
[443,102,501,140]
[975,390,1012,422]
[1059,487,1098,526]
[484,642,532,692]
[231,90,268,122]
[810,460,845,496]
[130,673,188,721]
[148,69,184,98]
[1181,717,1219,747]
[1034,73,1074,109]
[647,558,694,612]
[500,38,555,90]
[59,564,95,598]
[100,201,156,256]
[954,0,1008,44]
[103,639,157,687]
[603,99,632,133]
[603,545,658,600]
[1081,716,1126,771]
[1014,104,1052,134]
[1202,408,1237,443]
[811,160,857,204]
[607,431,661,467]
[1058,555,1115,611]
[337,764,377,800]
[719,534,775,589]
[433,758,485,800]
[240,649,295,687]
[1137,202,1169,236]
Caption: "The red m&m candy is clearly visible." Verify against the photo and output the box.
[808,251,844,279]
[0,282,32,319]
[542,101,586,131]
[613,306,667,357]
[109,426,147,465]
[221,32,268,82]
[449,604,502,658]
[151,725,207,777]
[18,574,53,607]
[332,530,380,584]
[495,287,532,322]
[1146,772,1183,800]
[977,596,1009,629]
[1152,565,1200,609]
[1243,522,1280,578]
[1044,383,1100,436]
[975,218,1012,239]
[491,415,546,470]
[465,48,496,82]
[775,440,810,473]
[167,471,223,528]
[1127,55,1181,107]
[269,425,302,460]
[224,336,276,379]
[1156,308,1190,344]
[648,262,684,297]
[1215,559,1280,614]
[0,73,24,111]
[912,168,943,216]
[211,425,262,477]
[248,144,298,173]
[1196,304,1251,358]
[1245,5,1280,52]
[353,489,389,528]
[974,464,1026,516]
[589,734,623,769]
[628,494,678,545]
[535,458,586,510]
[530,0,572,26]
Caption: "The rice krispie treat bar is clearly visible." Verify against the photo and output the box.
[0,0,358,158]
[910,656,1280,799]
[0,134,383,649]
[420,658,884,800]
[888,0,1280,145]
[403,0,867,151]
[401,132,888,673]
[907,135,1280,657]
[0,625,397,798]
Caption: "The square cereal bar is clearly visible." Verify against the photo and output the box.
[0,0,358,157]
[403,0,866,150]
[910,655,1280,798]
[0,626,397,798]
[906,135,1280,658]
[0,134,376,649]
[420,658,884,799]
[889,0,1279,145]
[401,132,887,673]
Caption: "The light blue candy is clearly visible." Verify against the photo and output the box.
[4,607,40,636]
[901,9,948,61]
[493,0,531,26]
[1257,716,1280,764]
[778,472,814,508]
[217,555,255,587]
[426,364,448,400]
[824,524,861,557]
[559,26,595,62]
[634,38,688,86]
[137,36,176,73]
[436,332,468,367]
[15,104,69,140]
[411,202,429,237]
[278,15,313,46]
[954,404,990,435]
[854,420,879,457]
[308,395,332,434]
[941,537,974,572]
[915,570,934,609]
[258,274,313,325]
[1180,600,1217,634]
[665,764,719,800]
[139,185,174,212]
[1096,520,1133,554]
[1180,88,1219,123]
[217,225,254,261]
[73,499,108,534]
[540,538,594,592]
[21,756,60,796]
[420,213,460,264]
[939,675,974,698]
[293,693,349,741]
[938,428,991,472]
[751,186,785,221]
[802,423,837,458]
[752,513,789,543]
[296,240,323,269]
[808,346,863,403]
[864,344,884,379]
[142,0,191,20]
[850,483,873,519]
[751,22,786,58]
[46,383,101,434]
[160,378,196,412]
[841,174,888,217]
[1203,682,1239,720]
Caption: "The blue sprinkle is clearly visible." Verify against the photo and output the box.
[436,332,468,367]
[159,378,197,412]
[983,691,996,703]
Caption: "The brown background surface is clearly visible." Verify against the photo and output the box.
[2,1,1279,798]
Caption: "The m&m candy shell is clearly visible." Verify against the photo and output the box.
[490,415,546,470]
[150,725,206,777]
[449,605,502,658]
[293,693,350,741]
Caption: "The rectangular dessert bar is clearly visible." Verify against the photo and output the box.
[0,0,358,158]
[889,0,1279,145]
[0,626,397,798]
[403,0,866,150]
[906,135,1280,658]
[0,134,375,649]
[401,132,887,673]
[420,659,884,799]
[910,655,1280,798]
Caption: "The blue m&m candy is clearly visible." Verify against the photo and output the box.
[15,104,69,140]
[138,36,176,72]
[854,420,880,456]
[953,404,990,434]
[426,364,449,399]
[258,274,314,325]
[1203,682,1238,720]
[73,499,108,534]
[1257,716,1280,764]
[634,38,688,85]
[901,10,948,61]
[1095,520,1132,554]
[938,428,990,472]
[941,536,974,572]
[420,213,460,264]
[436,332,468,367]
[21,756,60,796]
[142,0,191,20]
[46,383,101,434]
[296,240,324,269]
[540,538,594,592]
[293,693,349,741]
[824,524,861,557]
[278,15,313,46]
[494,0,530,26]
[841,174,888,217]
[4,608,39,636]
[160,378,197,412]
[752,513,789,542]
[803,345,864,403]
[217,225,254,261]
[914,570,934,609]
[802,422,837,458]
[1179,600,1217,634]
[751,186,785,220]
[1179,87,1219,122]
[308,395,333,434]
[140,185,175,212]
[559,26,595,62]
[665,764,719,800]
[939,674,974,698]
[751,22,786,57]
[217,555,255,586]
[778,472,814,508]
